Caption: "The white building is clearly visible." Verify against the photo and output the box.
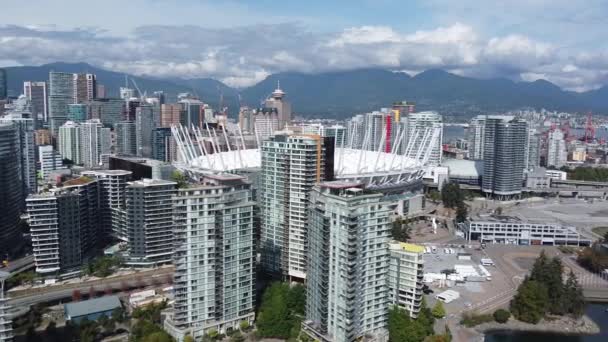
[58,121,82,165]
[38,145,65,179]
[407,111,443,166]
[304,182,391,342]
[80,119,111,168]
[388,242,425,318]
[547,129,567,168]
[165,175,255,340]
[467,115,486,160]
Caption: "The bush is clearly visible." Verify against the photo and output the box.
[460,312,494,327]
[493,309,510,323]
[432,301,446,319]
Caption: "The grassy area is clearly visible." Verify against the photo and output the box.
[460,312,494,327]
[592,226,608,238]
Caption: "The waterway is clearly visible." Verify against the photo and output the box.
[484,303,608,342]
[443,125,608,144]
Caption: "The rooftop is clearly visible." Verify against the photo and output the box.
[443,158,483,178]
[64,296,121,318]
[389,242,425,254]
[62,176,95,187]
[128,178,176,187]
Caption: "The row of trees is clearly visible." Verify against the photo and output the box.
[256,282,306,340]
[567,167,608,182]
[388,299,447,342]
[510,251,585,324]
[577,243,608,273]
[391,217,412,242]
[82,255,123,278]
[441,182,468,222]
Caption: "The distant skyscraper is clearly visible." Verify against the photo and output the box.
[166,175,256,339]
[0,123,25,253]
[346,114,365,149]
[161,104,183,128]
[73,73,97,103]
[49,72,74,135]
[88,98,124,128]
[67,103,88,122]
[406,111,443,166]
[58,121,82,165]
[115,121,137,156]
[96,84,106,99]
[467,115,486,160]
[153,91,165,105]
[136,105,156,158]
[388,242,425,318]
[38,145,65,179]
[304,182,390,342]
[152,128,175,162]
[252,108,279,141]
[526,128,541,170]
[260,134,334,280]
[35,129,52,146]
[26,176,100,275]
[120,87,135,100]
[125,99,140,121]
[178,94,203,128]
[0,68,7,99]
[264,83,291,129]
[125,179,176,264]
[80,119,111,168]
[546,129,567,168]
[24,81,49,125]
[482,117,527,199]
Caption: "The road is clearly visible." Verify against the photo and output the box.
[1,255,35,275]
[8,266,174,306]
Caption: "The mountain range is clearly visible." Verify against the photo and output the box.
[4,62,608,119]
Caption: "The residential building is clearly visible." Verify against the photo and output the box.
[178,95,203,128]
[303,182,391,342]
[109,156,175,181]
[26,176,101,276]
[49,72,74,135]
[35,129,52,146]
[388,242,425,318]
[125,179,176,265]
[467,115,486,160]
[481,117,527,199]
[0,281,13,342]
[547,129,567,168]
[406,111,443,165]
[526,128,541,170]
[81,119,111,168]
[136,104,157,158]
[252,108,279,141]
[73,73,97,103]
[165,174,256,340]
[260,134,334,280]
[459,216,592,246]
[161,104,183,128]
[96,84,106,99]
[0,68,6,99]
[1,100,37,194]
[38,145,65,179]
[116,121,137,156]
[0,123,24,253]
[24,81,49,125]
[571,147,587,162]
[264,83,291,129]
[82,170,132,241]
[58,121,82,165]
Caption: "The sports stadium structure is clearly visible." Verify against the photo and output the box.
[171,123,440,190]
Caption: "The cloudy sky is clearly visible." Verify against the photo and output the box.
[1,0,607,91]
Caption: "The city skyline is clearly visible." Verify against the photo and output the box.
[0,1,607,91]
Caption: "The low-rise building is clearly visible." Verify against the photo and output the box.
[64,296,122,323]
[388,242,424,318]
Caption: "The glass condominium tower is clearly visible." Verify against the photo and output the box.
[260,133,334,281]
[165,174,255,340]
[304,182,391,342]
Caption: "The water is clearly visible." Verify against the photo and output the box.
[444,125,466,142]
[484,303,608,342]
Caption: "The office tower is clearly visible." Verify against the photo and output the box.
[26,176,100,275]
[252,108,279,141]
[38,145,65,179]
[260,134,334,280]
[167,175,255,339]
[58,121,82,165]
[304,182,391,342]
[264,83,292,130]
[152,128,175,162]
[238,106,252,132]
[67,104,88,122]
[482,117,527,199]
[125,99,140,121]
[161,104,183,128]
[82,170,132,241]
[406,111,443,165]
[96,84,106,99]
[73,73,96,103]
[115,121,137,156]
[388,242,425,318]
[49,72,74,135]
[24,81,49,125]
[125,179,176,264]
[178,94,203,127]
[0,123,24,253]
[153,91,165,105]
[35,129,52,146]
[136,105,156,158]
[0,68,6,99]
[526,128,541,170]
[547,129,567,168]
[88,98,125,127]
[467,115,486,160]
[81,119,111,168]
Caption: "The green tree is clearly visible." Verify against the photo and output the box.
[230,331,245,342]
[286,283,306,315]
[441,183,464,209]
[171,171,188,189]
[493,309,510,323]
[432,301,446,319]
[392,218,411,242]
[256,283,292,338]
[184,335,195,342]
[206,329,219,340]
[111,307,125,323]
[455,204,468,223]
[388,307,410,342]
[563,271,585,318]
[510,279,548,324]
[142,331,173,342]
[239,320,250,331]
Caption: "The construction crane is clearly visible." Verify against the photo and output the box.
[584,112,595,143]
